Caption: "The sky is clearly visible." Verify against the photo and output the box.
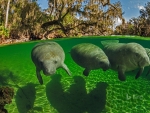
[37,0,149,24]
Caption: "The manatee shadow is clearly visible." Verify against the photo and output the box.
[15,83,37,113]
[65,76,87,113]
[46,75,108,113]
[86,82,108,113]
[0,69,18,86]
[46,74,69,113]
[142,66,150,80]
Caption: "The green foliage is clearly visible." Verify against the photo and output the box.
[0,24,9,37]
[0,0,124,40]
[42,0,123,37]
[63,13,74,26]
[114,1,150,37]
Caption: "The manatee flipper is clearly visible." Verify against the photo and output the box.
[135,67,144,79]
[83,68,90,76]
[36,68,43,85]
[62,63,71,75]
[145,68,150,76]
[118,66,126,81]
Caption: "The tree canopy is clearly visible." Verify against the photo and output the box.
[42,0,123,37]
[0,0,132,42]
[114,2,150,37]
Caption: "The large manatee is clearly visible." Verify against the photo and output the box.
[31,41,71,85]
[70,43,110,76]
[101,40,150,81]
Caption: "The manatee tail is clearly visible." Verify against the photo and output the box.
[101,40,119,47]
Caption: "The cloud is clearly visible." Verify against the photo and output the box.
[113,18,122,30]
[115,18,122,26]
[137,5,145,10]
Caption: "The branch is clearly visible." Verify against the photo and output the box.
[106,3,117,10]
[41,20,59,29]
[58,1,65,20]
[65,21,97,31]
[61,8,71,21]
[44,27,62,37]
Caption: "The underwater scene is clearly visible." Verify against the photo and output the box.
[1,36,150,113]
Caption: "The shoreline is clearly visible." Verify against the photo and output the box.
[0,38,35,46]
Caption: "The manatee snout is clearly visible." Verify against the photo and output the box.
[42,61,57,75]
[98,58,110,71]
[102,63,110,71]
[102,65,110,71]
[139,55,150,67]
[43,68,56,75]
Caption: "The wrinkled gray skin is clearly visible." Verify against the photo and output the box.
[145,48,150,76]
[31,41,71,85]
[101,40,150,81]
[70,43,110,76]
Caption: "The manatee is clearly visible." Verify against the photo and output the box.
[144,48,150,76]
[70,43,110,76]
[31,41,71,85]
[101,40,150,81]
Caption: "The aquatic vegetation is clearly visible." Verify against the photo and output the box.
[0,86,14,113]
[15,83,38,113]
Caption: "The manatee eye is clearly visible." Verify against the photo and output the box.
[135,53,140,57]
[99,61,104,65]
[54,60,57,64]
[40,61,43,66]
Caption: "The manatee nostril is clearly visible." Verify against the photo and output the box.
[54,60,57,64]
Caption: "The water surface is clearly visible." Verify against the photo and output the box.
[0,37,150,113]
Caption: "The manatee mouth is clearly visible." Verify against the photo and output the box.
[43,71,51,76]
[103,69,107,71]
[138,62,145,68]
[43,70,56,76]
[102,65,110,71]
[138,61,149,68]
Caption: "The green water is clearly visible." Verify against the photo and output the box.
[1,37,150,113]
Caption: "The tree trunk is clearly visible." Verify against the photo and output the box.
[5,0,11,28]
